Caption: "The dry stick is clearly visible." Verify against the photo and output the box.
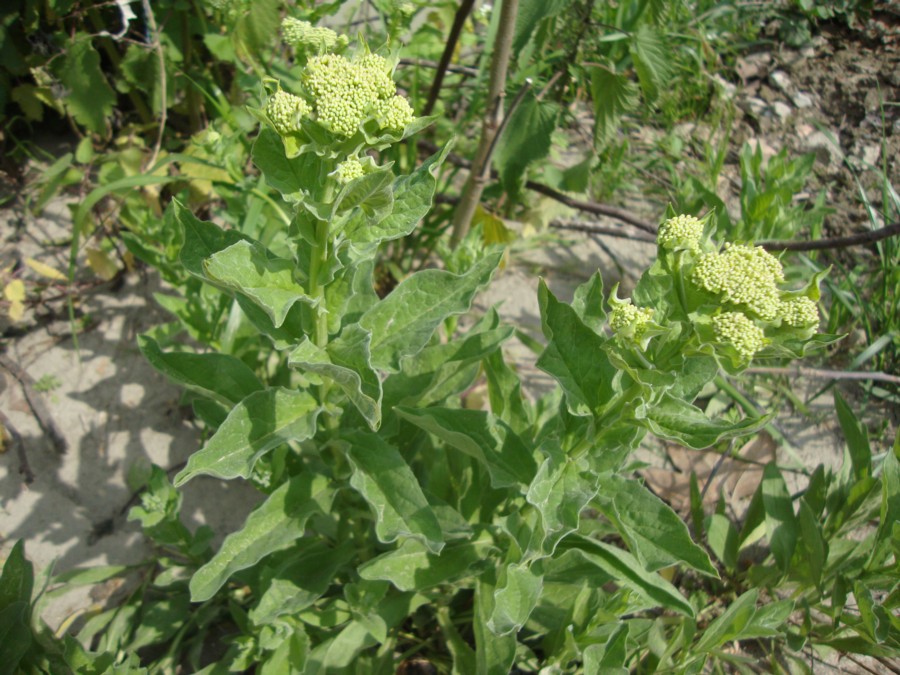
[745,366,900,386]
[141,0,167,169]
[549,220,657,244]
[0,410,34,484]
[399,58,479,78]
[524,182,659,235]
[422,0,477,117]
[760,221,900,252]
[449,0,520,247]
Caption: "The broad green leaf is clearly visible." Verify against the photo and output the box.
[289,324,382,429]
[513,0,574,55]
[630,24,671,102]
[493,93,559,194]
[324,257,378,334]
[561,537,694,616]
[205,240,313,328]
[571,271,607,335]
[251,127,319,202]
[693,589,759,653]
[483,347,531,435]
[175,388,320,485]
[835,391,871,481]
[637,392,771,449]
[250,540,354,625]
[583,622,629,675]
[359,536,496,592]
[536,280,618,417]
[139,335,263,407]
[706,514,738,571]
[259,630,309,675]
[56,36,115,134]
[761,463,799,572]
[304,621,375,674]
[345,431,444,554]
[526,443,598,555]
[798,499,825,587]
[872,439,900,566]
[474,572,517,674]
[333,167,393,220]
[743,598,794,639]
[343,142,451,247]
[360,251,502,371]
[129,595,190,650]
[395,407,537,489]
[589,64,639,148]
[0,602,32,672]
[235,0,279,55]
[596,474,717,576]
[0,541,33,610]
[175,200,248,278]
[488,563,543,635]
[189,472,334,601]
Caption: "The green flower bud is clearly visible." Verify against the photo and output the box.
[780,296,819,328]
[692,243,784,320]
[658,214,703,251]
[712,311,766,359]
[374,95,414,132]
[334,157,365,184]
[282,18,345,54]
[266,90,310,135]
[610,299,655,339]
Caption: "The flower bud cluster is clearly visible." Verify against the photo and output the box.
[657,214,704,251]
[334,157,365,184]
[281,18,347,54]
[692,243,784,320]
[265,90,311,135]
[712,312,766,359]
[780,296,819,328]
[610,299,654,340]
[302,52,413,138]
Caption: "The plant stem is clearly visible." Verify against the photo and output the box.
[422,0,477,116]
[449,0,520,247]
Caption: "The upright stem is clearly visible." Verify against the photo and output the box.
[449,0,520,248]
[422,0,477,117]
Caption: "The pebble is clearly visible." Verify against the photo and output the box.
[772,101,792,122]
[802,131,843,171]
[769,70,792,94]
[792,92,813,108]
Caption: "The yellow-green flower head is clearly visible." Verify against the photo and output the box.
[334,157,365,184]
[692,243,784,320]
[303,52,411,138]
[780,296,819,328]
[266,90,310,135]
[658,214,704,251]
[282,18,345,53]
[610,299,655,338]
[712,311,766,359]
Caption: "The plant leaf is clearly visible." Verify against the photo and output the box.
[345,431,444,554]
[488,562,543,635]
[56,35,115,134]
[175,388,320,485]
[761,463,799,572]
[189,472,334,601]
[493,93,559,195]
[589,64,639,148]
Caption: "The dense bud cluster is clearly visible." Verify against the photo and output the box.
[657,214,704,251]
[610,299,655,340]
[712,312,766,358]
[281,18,346,53]
[780,296,820,327]
[265,91,310,135]
[692,243,784,320]
[302,52,413,137]
[334,157,365,184]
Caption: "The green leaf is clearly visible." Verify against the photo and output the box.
[561,537,694,616]
[483,348,532,434]
[526,443,598,555]
[513,0,574,56]
[596,474,717,576]
[571,271,607,335]
[359,536,496,592]
[493,93,559,194]
[204,240,313,329]
[630,24,671,102]
[536,280,618,417]
[474,572,517,674]
[0,541,33,611]
[360,251,502,371]
[761,463,799,572]
[138,335,263,407]
[798,499,825,587]
[872,439,900,566]
[637,392,771,449]
[488,562,543,635]
[589,64,639,148]
[251,127,319,202]
[693,589,759,653]
[343,142,452,248]
[583,622,629,675]
[333,167,394,220]
[0,602,32,672]
[345,431,444,554]
[706,513,738,571]
[289,324,381,429]
[835,391,871,481]
[235,0,279,56]
[259,630,309,675]
[250,540,354,625]
[189,472,334,601]
[175,199,249,278]
[56,36,115,134]
[175,388,320,485]
[395,407,537,489]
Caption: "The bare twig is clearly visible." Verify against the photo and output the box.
[141,0,166,169]
[760,221,900,252]
[550,220,657,244]
[399,58,479,78]
[422,0,477,117]
[525,181,659,234]
[0,410,34,484]
[449,0,520,246]
[0,354,67,453]
[745,366,900,386]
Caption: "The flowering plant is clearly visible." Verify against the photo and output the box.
[129,31,837,674]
